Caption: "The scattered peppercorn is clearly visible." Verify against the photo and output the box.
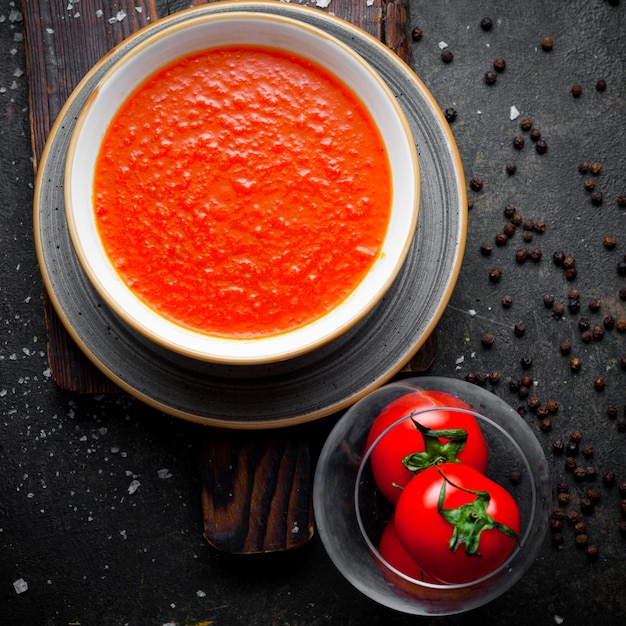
[535,140,548,154]
[529,128,541,142]
[570,357,582,372]
[617,319,626,332]
[582,445,594,458]
[501,295,513,308]
[596,79,607,92]
[484,70,497,85]
[516,248,529,263]
[540,418,552,432]
[578,161,590,173]
[574,522,587,535]
[565,457,577,471]
[571,84,583,97]
[513,135,525,150]
[591,190,603,205]
[504,203,517,218]
[560,340,572,355]
[493,57,506,72]
[444,107,457,122]
[584,178,596,192]
[603,235,616,249]
[541,36,554,51]
[469,176,483,191]
[588,298,602,312]
[543,294,555,308]
[552,438,564,454]
[488,371,501,384]
[547,400,559,414]
[480,17,493,31]
[593,377,605,391]
[567,510,580,525]
[587,487,600,503]
[592,326,604,341]
[607,405,618,419]
[481,332,496,347]
[578,317,590,331]
[514,322,526,337]
[590,162,603,175]
[480,241,493,256]
[411,27,423,41]
[505,162,517,175]
[585,545,599,562]
[581,330,592,344]
[618,194,626,208]
[441,49,454,63]
[520,117,533,131]
[602,470,615,486]
[510,212,523,226]
[520,354,533,369]
[503,222,516,237]
[575,534,589,548]
[495,232,508,246]
[552,303,565,319]
[617,260,626,276]
[488,268,502,283]
[509,470,522,485]
[579,497,594,514]
[522,230,534,242]
[552,532,564,547]
[534,220,546,233]
[553,250,565,266]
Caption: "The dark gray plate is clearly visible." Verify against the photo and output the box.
[34,1,466,429]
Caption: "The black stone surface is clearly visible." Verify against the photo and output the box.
[1,1,625,624]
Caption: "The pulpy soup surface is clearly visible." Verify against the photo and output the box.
[94,45,393,338]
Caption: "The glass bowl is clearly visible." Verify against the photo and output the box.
[313,376,551,616]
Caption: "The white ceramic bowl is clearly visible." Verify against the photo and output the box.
[64,10,419,364]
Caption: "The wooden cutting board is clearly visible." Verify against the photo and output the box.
[23,0,430,553]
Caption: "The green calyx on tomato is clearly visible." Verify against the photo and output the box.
[436,467,520,557]
[402,418,469,473]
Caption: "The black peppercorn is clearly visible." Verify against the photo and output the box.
[504,203,517,218]
[541,36,554,51]
[493,57,506,72]
[591,190,603,205]
[602,470,615,486]
[565,267,577,281]
[567,510,580,525]
[510,212,523,226]
[596,79,607,91]
[552,303,565,319]
[522,230,534,242]
[581,330,592,343]
[578,161,590,173]
[570,357,582,371]
[584,178,596,192]
[520,117,533,131]
[552,438,564,454]
[592,326,604,341]
[481,332,495,347]
[501,295,513,308]
[569,297,581,313]
[582,445,594,458]
[503,222,516,237]
[484,70,497,85]
[411,27,423,41]
[617,319,626,332]
[534,220,546,233]
[535,140,548,154]
[604,315,616,330]
[593,377,605,391]
[515,248,529,263]
[586,545,599,562]
[505,162,517,175]
[480,241,493,256]
[489,371,501,384]
[514,322,526,337]
[441,49,454,63]
[590,162,603,174]
[469,175,483,191]
[520,354,533,369]
[488,268,502,283]
[546,400,559,414]
[480,17,493,31]
[540,418,552,432]
[495,232,508,246]
[553,250,565,266]
[571,84,583,97]
[603,235,617,249]
[579,497,594,514]
[543,294,555,308]
[513,135,525,150]
[530,248,543,261]
[444,107,457,122]
[529,128,541,142]
[578,317,590,331]
[563,256,576,270]
[607,405,618,419]
[588,298,602,311]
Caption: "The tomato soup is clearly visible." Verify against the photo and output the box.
[94,45,392,338]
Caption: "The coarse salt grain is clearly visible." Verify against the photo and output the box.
[510,105,520,120]
[13,578,28,594]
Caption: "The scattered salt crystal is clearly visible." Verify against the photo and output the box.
[196,590,206,598]
[366,0,374,5]
[135,6,143,13]
[510,105,520,120]
[157,468,172,479]
[455,356,464,365]
[316,0,331,7]
[13,578,28,594]
[45,27,54,34]
[554,617,564,625]
[291,522,299,534]
[438,41,448,50]
[468,309,476,317]
[127,479,140,495]
[96,9,103,18]
[120,530,127,539]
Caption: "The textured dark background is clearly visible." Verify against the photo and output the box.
[1,0,625,624]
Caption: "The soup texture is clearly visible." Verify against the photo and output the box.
[94,45,392,338]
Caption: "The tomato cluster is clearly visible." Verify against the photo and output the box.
[364,389,521,585]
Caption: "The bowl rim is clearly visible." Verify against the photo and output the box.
[63,10,420,365]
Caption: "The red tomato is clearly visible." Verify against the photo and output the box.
[394,463,520,584]
[364,390,488,504]
[378,517,433,582]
